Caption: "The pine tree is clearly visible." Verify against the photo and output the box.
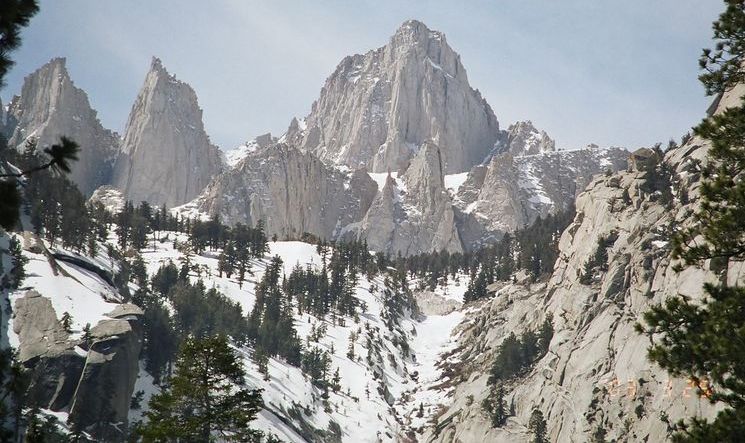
[23,407,66,442]
[0,1,38,88]
[60,312,73,333]
[140,335,264,441]
[254,347,270,382]
[0,348,28,442]
[638,2,745,440]
[331,367,341,393]
[8,236,27,289]
[346,332,356,360]
[482,383,507,427]
[142,302,178,384]
[151,260,180,297]
[537,314,554,354]
[528,409,548,443]
[81,323,92,348]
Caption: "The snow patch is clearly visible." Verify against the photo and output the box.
[444,173,469,193]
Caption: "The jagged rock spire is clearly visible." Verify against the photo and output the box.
[113,57,222,207]
[5,57,120,195]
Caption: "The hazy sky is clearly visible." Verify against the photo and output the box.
[2,0,723,151]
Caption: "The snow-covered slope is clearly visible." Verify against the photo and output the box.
[131,232,470,441]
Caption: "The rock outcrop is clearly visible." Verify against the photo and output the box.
[13,290,143,442]
[113,57,222,207]
[416,83,745,443]
[184,132,627,255]
[4,58,120,195]
[68,305,143,441]
[224,133,277,168]
[287,20,500,174]
[89,185,126,214]
[353,142,464,255]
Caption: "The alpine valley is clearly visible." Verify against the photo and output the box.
[0,16,734,443]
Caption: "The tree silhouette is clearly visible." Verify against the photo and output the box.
[139,335,264,441]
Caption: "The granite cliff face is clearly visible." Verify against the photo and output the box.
[4,58,120,195]
[113,58,222,207]
[178,143,377,241]
[13,288,143,442]
[286,20,500,174]
[184,135,626,255]
[413,84,745,443]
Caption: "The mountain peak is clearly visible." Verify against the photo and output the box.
[46,56,67,70]
[291,18,499,175]
[395,19,436,35]
[6,56,119,195]
[506,120,555,156]
[149,56,164,72]
[113,58,222,207]
[147,56,180,84]
[31,57,70,83]
[391,19,447,49]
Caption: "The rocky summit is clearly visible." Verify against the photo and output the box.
[285,20,501,174]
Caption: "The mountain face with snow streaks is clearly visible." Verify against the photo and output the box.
[178,143,378,241]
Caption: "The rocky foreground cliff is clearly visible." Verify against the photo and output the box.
[409,82,745,443]
[0,231,143,441]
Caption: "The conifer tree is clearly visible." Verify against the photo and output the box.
[253,347,270,382]
[140,335,264,441]
[142,301,178,384]
[528,409,548,443]
[482,383,507,427]
[639,1,745,440]
[0,349,28,441]
[60,312,73,333]
[8,237,27,289]
[346,332,356,360]
[81,323,92,348]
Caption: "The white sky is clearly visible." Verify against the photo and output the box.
[2,0,723,151]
